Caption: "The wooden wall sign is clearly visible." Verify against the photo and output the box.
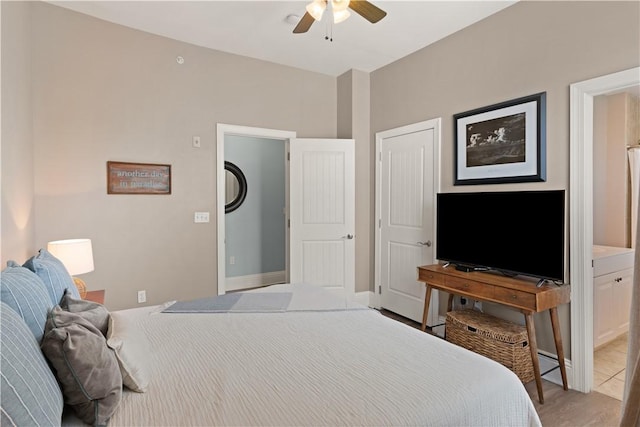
[107,161,171,194]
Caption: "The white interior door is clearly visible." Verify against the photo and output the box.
[289,138,355,296]
[376,119,440,324]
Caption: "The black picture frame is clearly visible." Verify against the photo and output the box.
[454,92,546,185]
[224,161,247,213]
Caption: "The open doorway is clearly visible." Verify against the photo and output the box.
[591,88,639,400]
[216,124,296,295]
[224,135,286,291]
[569,66,640,393]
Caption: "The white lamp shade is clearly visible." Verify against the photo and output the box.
[306,0,326,21]
[333,9,350,23]
[331,0,350,12]
[47,239,94,276]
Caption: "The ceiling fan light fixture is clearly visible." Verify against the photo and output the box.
[306,0,326,21]
[293,0,385,34]
[333,9,350,24]
[331,0,350,12]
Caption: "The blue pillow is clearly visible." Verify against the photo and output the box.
[0,302,64,426]
[23,249,80,305]
[0,263,54,343]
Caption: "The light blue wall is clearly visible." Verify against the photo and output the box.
[225,136,285,277]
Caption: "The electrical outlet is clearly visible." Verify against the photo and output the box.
[456,296,473,310]
[192,136,201,148]
[229,256,235,265]
[137,290,146,304]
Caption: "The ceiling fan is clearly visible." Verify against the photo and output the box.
[293,0,387,34]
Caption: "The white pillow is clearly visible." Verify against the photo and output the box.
[106,312,150,392]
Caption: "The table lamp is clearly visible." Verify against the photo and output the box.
[47,238,94,298]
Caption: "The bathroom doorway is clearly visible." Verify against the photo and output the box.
[570,66,640,394]
[216,124,296,295]
[591,87,639,400]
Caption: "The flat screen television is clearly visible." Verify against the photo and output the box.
[436,190,565,283]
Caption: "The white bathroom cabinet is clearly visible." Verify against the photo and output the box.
[593,245,635,348]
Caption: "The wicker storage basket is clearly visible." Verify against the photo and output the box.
[445,309,534,384]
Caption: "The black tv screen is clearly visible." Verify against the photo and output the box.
[436,190,565,282]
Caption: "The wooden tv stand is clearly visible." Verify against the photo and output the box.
[418,264,570,404]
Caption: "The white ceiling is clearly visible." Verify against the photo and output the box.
[48,1,517,77]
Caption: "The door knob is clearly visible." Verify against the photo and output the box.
[417,241,432,247]
[344,234,354,239]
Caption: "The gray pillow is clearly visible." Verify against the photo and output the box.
[0,262,54,343]
[59,288,110,336]
[0,302,64,426]
[41,306,122,426]
[23,248,81,305]
[106,312,150,393]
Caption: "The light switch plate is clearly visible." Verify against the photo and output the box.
[194,211,210,223]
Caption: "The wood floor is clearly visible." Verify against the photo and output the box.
[379,309,623,427]
[524,379,621,426]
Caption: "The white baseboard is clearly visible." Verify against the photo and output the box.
[357,290,378,308]
[538,350,573,389]
[355,291,379,308]
[225,271,286,292]
[431,315,447,338]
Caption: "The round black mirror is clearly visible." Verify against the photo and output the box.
[225,161,247,213]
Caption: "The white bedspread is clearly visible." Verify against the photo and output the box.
[85,285,542,426]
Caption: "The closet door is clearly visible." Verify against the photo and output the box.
[375,119,440,325]
[379,128,436,322]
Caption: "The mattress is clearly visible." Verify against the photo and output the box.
[65,284,541,426]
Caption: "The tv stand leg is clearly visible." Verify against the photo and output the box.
[525,312,544,404]
[549,307,569,390]
[421,286,432,332]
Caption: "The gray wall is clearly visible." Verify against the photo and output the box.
[11,1,336,311]
[593,93,639,248]
[1,1,35,264]
[337,69,372,295]
[225,135,285,277]
[369,0,640,355]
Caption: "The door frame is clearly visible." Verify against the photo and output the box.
[569,66,640,392]
[374,118,441,326]
[216,123,296,295]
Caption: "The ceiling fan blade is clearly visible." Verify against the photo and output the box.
[293,12,316,34]
[349,0,387,24]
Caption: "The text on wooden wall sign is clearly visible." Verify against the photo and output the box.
[107,161,171,194]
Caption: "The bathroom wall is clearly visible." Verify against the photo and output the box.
[593,91,640,248]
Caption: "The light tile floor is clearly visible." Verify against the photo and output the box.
[593,333,628,401]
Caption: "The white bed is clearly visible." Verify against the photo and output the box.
[66,284,541,426]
